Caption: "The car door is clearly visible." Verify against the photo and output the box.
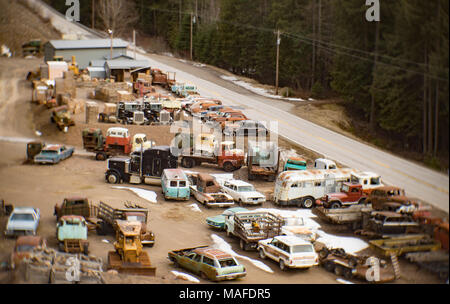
[265,239,280,259]
[183,253,200,272]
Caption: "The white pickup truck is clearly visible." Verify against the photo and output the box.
[258,235,319,270]
[219,179,266,206]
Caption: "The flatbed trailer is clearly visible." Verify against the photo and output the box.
[369,234,442,257]
[233,211,283,251]
[313,205,372,229]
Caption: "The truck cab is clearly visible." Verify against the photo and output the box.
[314,158,337,170]
[105,127,132,155]
[350,172,383,194]
[56,215,89,254]
[317,182,367,208]
[132,133,155,152]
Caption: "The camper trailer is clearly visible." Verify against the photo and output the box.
[273,168,357,208]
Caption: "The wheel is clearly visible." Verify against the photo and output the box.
[83,244,89,255]
[279,259,286,271]
[302,197,314,209]
[334,265,344,276]
[106,171,120,184]
[239,239,248,251]
[259,249,266,259]
[330,201,341,209]
[358,198,366,204]
[238,199,242,206]
[95,152,107,161]
[348,257,358,268]
[58,242,65,252]
[181,157,194,168]
[323,261,335,272]
[223,162,235,172]
[200,272,208,281]
[319,248,329,259]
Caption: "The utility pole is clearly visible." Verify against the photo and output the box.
[190,12,194,61]
[108,29,113,60]
[91,0,95,29]
[275,29,281,95]
[133,29,136,59]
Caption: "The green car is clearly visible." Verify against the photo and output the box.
[168,245,246,282]
[206,207,248,229]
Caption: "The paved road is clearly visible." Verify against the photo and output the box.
[31,0,449,213]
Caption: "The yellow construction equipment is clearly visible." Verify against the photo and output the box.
[68,56,79,76]
[107,220,156,276]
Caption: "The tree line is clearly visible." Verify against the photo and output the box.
[45,0,449,163]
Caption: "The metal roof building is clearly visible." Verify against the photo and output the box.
[44,39,129,69]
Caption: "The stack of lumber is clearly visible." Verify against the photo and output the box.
[85,101,99,124]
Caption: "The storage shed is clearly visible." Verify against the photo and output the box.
[44,39,129,69]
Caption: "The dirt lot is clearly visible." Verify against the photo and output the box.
[0,57,445,285]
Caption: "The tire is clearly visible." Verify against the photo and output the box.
[302,197,314,209]
[279,259,286,271]
[239,239,247,251]
[330,201,341,209]
[238,199,242,206]
[58,242,65,252]
[95,152,107,161]
[319,248,329,259]
[200,272,208,281]
[323,261,335,272]
[223,162,235,172]
[181,157,194,168]
[259,249,266,259]
[334,265,344,276]
[358,198,366,205]
[83,244,89,255]
[106,171,120,184]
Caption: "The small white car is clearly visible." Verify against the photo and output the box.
[220,179,266,205]
[5,207,40,237]
[257,235,319,270]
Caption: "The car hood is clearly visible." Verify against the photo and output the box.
[7,220,37,230]
[327,193,347,199]
[206,215,225,224]
[241,191,265,199]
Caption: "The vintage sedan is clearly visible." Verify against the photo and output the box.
[34,144,74,164]
[5,207,40,237]
[206,207,248,230]
[168,245,246,282]
[219,179,266,205]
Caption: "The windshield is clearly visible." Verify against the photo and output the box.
[342,184,349,192]
[238,186,254,192]
[11,213,34,221]
[127,215,145,223]
[370,177,381,185]
[218,258,238,268]
[291,244,314,254]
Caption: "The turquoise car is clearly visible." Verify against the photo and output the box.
[284,157,307,171]
[161,169,190,200]
[206,207,248,230]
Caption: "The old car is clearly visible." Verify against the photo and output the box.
[223,120,268,137]
[206,207,248,230]
[366,186,418,213]
[168,245,246,282]
[258,235,319,270]
[5,207,40,237]
[188,173,235,208]
[34,144,74,164]
[10,235,47,269]
[219,179,266,205]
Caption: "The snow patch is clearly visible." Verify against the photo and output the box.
[210,234,274,274]
[187,203,202,213]
[220,75,305,102]
[111,186,157,203]
[315,230,369,254]
[171,270,200,283]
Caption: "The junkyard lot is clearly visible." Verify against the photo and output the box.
[0,58,442,284]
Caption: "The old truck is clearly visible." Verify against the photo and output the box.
[151,69,176,88]
[318,247,396,283]
[98,103,117,123]
[26,141,45,163]
[131,133,155,153]
[82,127,132,161]
[117,101,148,125]
[226,211,284,251]
[107,220,156,276]
[51,105,75,132]
[366,186,418,213]
[5,207,40,237]
[179,139,245,172]
[358,211,421,238]
[247,141,280,181]
[188,173,235,208]
[54,197,96,222]
[315,183,368,209]
[350,171,384,194]
[56,215,89,255]
[95,201,155,246]
[105,146,178,186]
[283,157,307,171]
[168,246,247,282]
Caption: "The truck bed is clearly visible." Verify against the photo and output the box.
[234,212,283,247]
[313,205,372,224]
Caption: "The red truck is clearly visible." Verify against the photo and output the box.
[316,183,367,209]
[82,127,132,161]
